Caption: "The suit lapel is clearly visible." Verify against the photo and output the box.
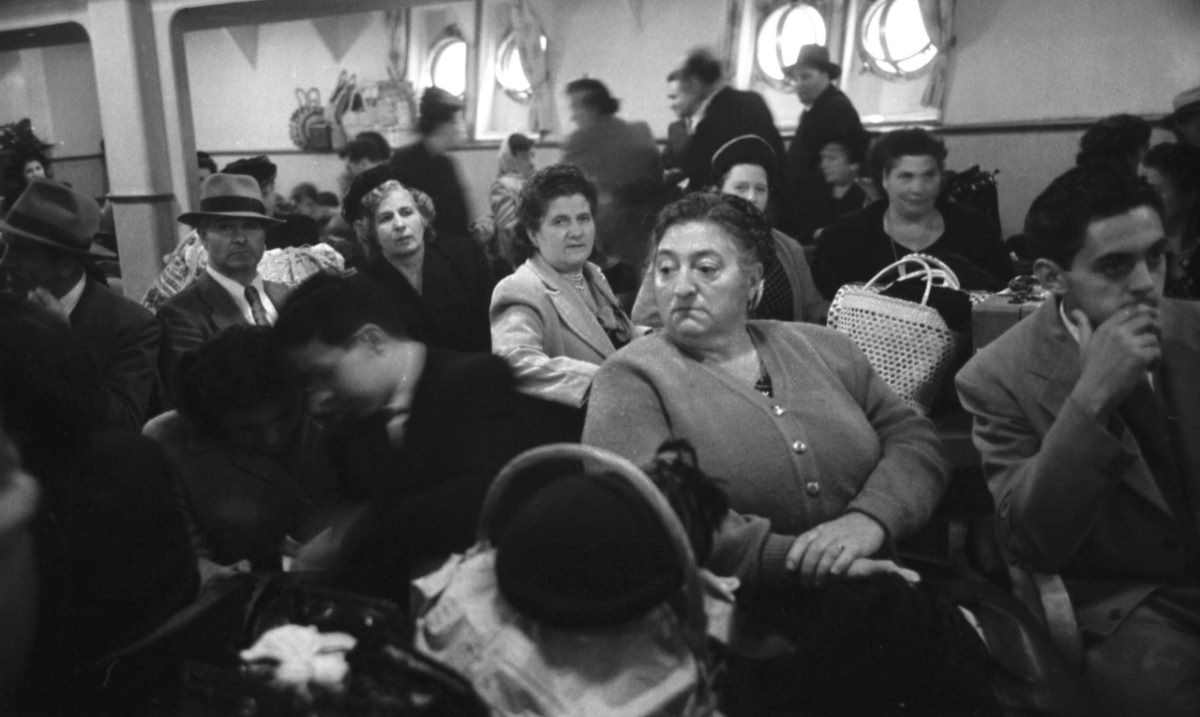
[529,256,615,358]
[1025,299,1171,515]
[196,272,246,331]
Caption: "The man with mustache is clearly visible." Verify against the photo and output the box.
[158,173,288,394]
[957,165,1200,716]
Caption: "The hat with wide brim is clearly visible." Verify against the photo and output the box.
[177,173,285,227]
[1165,85,1200,129]
[0,177,115,259]
[711,134,778,186]
[784,44,841,81]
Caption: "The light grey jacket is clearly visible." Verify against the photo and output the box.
[490,254,634,407]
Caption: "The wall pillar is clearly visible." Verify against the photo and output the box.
[86,0,178,301]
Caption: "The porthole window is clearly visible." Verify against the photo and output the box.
[861,0,938,78]
[755,3,828,89]
[429,33,468,97]
[495,31,548,102]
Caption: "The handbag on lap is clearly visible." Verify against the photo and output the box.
[827,253,971,414]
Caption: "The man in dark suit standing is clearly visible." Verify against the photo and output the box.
[674,48,785,194]
[784,44,865,182]
[157,173,289,395]
[661,70,692,187]
[957,166,1200,716]
[0,178,159,430]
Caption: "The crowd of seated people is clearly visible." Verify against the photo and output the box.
[2,41,1199,716]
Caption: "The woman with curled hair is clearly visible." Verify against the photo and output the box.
[490,165,635,411]
[584,191,949,594]
[812,127,1012,297]
[355,177,493,352]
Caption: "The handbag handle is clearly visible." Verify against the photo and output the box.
[863,253,961,306]
[480,443,707,649]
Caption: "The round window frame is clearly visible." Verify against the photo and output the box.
[859,0,939,81]
[495,31,547,104]
[754,2,831,92]
[427,31,469,99]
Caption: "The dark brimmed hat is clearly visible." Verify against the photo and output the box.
[1165,85,1200,129]
[495,471,682,629]
[419,87,465,125]
[711,134,777,185]
[177,173,285,227]
[341,164,405,224]
[0,177,115,258]
[784,44,841,81]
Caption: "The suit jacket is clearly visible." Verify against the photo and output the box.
[70,277,161,430]
[684,85,786,193]
[786,84,864,178]
[327,349,533,597]
[359,235,493,353]
[490,255,633,407]
[663,118,690,173]
[957,298,1200,636]
[156,272,290,394]
[562,115,666,268]
[144,410,336,568]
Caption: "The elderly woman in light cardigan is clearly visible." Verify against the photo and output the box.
[584,192,948,587]
[490,164,635,409]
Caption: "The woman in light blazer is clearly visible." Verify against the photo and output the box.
[490,165,635,409]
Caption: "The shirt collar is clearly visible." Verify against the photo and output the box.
[205,265,275,325]
[60,274,87,317]
[1058,298,1082,344]
[690,85,721,133]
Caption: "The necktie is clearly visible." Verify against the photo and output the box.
[244,285,269,326]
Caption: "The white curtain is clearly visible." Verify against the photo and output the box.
[918,0,956,111]
[510,0,557,136]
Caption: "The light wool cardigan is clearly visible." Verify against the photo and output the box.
[583,320,949,589]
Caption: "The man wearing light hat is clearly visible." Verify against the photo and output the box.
[784,44,865,185]
[0,178,160,430]
[157,173,288,393]
[1166,84,1200,149]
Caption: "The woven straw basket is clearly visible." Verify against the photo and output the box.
[827,254,968,414]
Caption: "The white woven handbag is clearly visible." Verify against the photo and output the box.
[826,254,968,414]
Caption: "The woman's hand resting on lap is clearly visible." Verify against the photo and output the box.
[785,512,893,587]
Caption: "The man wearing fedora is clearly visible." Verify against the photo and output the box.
[1166,84,1200,149]
[157,173,288,395]
[784,45,865,189]
[0,178,160,430]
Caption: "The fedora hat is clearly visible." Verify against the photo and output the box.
[0,177,114,258]
[1165,84,1200,128]
[177,173,284,227]
[784,44,841,81]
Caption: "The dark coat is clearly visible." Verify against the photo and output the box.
[359,236,493,353]
[684,86,786,193]
[327,349,540,598]
[70,277,161,430]
[156,272,290,394]
[811,200,1014,299]
[786,84,865,177]
[562,115,665,269]
[389,140,472,241]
